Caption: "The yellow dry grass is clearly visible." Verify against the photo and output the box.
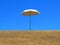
[0,31,60,45]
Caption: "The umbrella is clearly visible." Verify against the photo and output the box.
[21,9,40,30]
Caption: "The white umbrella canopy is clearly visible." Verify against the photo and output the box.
[22,9,40,16]
[21,9,40,30]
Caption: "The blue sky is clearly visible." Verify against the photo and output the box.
[0,0,60,30]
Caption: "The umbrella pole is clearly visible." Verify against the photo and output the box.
[29,15,31,30]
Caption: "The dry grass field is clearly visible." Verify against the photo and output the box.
[0,31,60,45]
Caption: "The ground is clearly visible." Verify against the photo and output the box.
[0,31,60,45]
